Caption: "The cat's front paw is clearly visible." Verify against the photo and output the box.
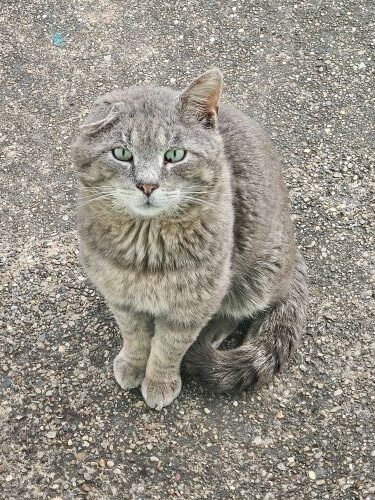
[113,353,145,390]
[141,376,182,410]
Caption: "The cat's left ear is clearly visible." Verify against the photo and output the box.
[178,69,223,127]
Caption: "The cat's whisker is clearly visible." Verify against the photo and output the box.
[179,196,219,208]
[78,194,113,208]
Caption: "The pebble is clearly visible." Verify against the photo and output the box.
[2,378,12,389]
[308,471,316,480]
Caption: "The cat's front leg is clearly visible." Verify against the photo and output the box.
[110,304,153,390]
[141,318,203,410]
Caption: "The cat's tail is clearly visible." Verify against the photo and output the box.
[183,254,308,393]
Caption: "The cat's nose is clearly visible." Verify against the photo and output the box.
[136,182,159,197]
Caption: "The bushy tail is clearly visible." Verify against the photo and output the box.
[184,255,308,393]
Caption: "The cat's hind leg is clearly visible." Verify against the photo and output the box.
[198,315,239,348]
[184,254,308,392]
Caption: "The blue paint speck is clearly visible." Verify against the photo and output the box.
[52,32,64,47]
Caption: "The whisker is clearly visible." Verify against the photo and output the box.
[77,194,113,208]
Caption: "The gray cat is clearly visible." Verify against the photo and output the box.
[73,69,308,410]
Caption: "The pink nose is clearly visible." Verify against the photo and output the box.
[136,183,159,197]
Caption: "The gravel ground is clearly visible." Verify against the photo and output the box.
[1,0,374,498]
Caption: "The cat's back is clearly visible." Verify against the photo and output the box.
[218,102,289,215]
[218,103,283,185]
[217,102,294,271]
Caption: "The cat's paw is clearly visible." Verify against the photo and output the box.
[141,376,182,410]
[113,354,145,390]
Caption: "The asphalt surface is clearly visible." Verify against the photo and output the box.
[1,0,374,498]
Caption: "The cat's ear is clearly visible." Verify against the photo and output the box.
[79,102,123,136]
[178,69,223,127]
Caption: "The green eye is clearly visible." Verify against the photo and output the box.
[164,148,186,163]
[113,147,133,162]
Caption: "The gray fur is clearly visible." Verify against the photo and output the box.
[73,69,308,410]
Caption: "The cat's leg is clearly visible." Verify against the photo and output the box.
[199,315,239,348]
[110,304,153,390]
[141,318,203,410]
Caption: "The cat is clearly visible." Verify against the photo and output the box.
[73,69,308,410]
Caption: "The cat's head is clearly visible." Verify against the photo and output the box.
[73,69,225,218]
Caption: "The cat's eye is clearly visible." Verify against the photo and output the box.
[113,147,133,162]
[164,148,186,163]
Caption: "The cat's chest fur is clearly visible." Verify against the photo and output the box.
[80,210,232,317]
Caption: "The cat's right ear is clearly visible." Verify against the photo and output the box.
[79,102,123,136]
[178,69,223,127]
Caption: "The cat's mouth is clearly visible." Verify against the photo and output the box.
[128,195,167,218]
[113,188,181,218]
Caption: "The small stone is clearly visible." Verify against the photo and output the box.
[46,431,57,439]
[76,452,86,461]
[150,456,159,462]
[330,406,341,413]
[277,463,286,471]
[308,470,316,480]
[2,378,12,389]
[104,55,111,62]
[252,436,263,446]
[125,449,132,454]
[276,411,284,419]
[146,443,153,450]
[263,493,275,500]
[107,460,114,467]
[204,408,210,414]
[233,401,238,407]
